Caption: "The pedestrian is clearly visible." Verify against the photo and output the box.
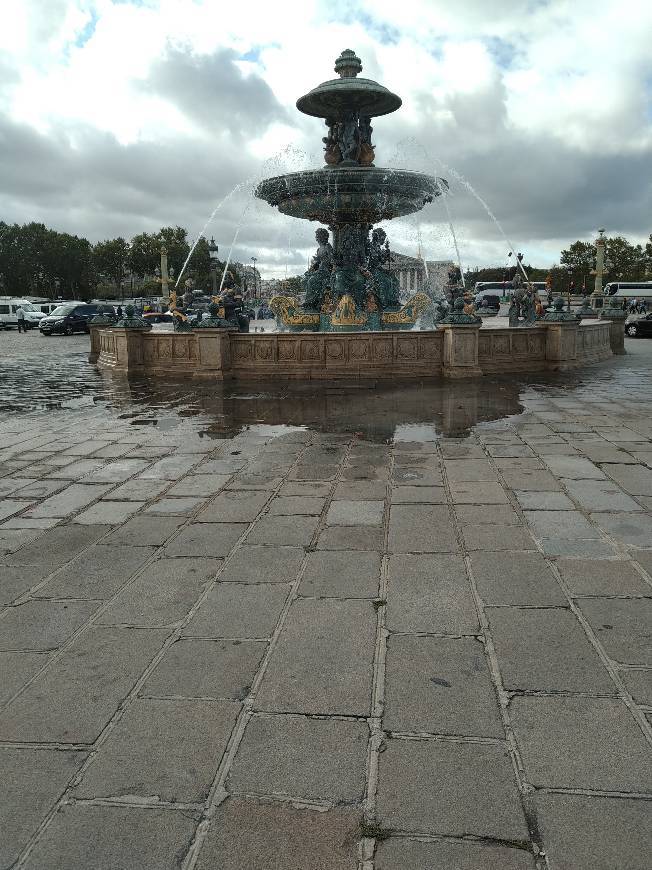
[116,305,123,319]
[16,305,26,333]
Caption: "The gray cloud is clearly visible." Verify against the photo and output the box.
[1,34,650,275]
[143,46,290,136]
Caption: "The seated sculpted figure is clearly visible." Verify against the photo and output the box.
[366,228,400,310]
[302,228,334,310]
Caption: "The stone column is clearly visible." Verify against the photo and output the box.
[599,304,627,355]
[160,245,169,297]
[439,324,482,378]
[543,322,578,370]
[591,229,606,310]
[88,324,103,363]
[193,329,234,379]
[112,327,147,373]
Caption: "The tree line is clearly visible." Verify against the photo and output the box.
[0,222,234,300]
[1,220,651,300]
[465,234,652,292]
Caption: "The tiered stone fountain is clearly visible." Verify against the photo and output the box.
[256,49,447,331]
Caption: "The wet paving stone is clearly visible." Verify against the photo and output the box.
[377,738,527,840]
[228,714,368,804]
[20,804,199,870]
[374,839,536,870]
[384,635,503,737]
[535,793,652,870]
[487,607,615,693]
[0,599,101,651]
[143,638,266,700]
[195,798,360,870]
[255,598,376,716]
[575,597,652,664]
[0,626,169,743]
[4,337,652,868]
[510,696,652,791]
[73,698,240,802]
[0,747,86,869]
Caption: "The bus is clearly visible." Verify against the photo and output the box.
[605,282,652,299]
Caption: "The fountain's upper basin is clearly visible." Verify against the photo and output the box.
[256,166,445,224]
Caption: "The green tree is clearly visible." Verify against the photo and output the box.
[93,237,129,289]
[604,235,646,281]
[279,276,302,294]
[559,240,595,290]
[158,226,190,279]
[128,232,160,278]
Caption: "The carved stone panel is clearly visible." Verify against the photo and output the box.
[512,333,528,356]
[255,340,275,362]
[528,333,545,357]
[493,334,511,355]
[478,334,491,357]
[278,341,298,361]
[325,340,345,362]
[372,337,393,362]
[349,339,370,361]
[418,335,440,361]
[173,339,188,359]
[300,340,323,362]
[232,339,253,362]
[396,338,418,361]
[158,338,172,359]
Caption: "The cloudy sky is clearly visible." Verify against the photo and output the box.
[1,0,651,277]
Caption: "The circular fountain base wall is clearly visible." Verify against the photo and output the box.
[256,167,443,224]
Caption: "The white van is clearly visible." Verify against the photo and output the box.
[0,298,46,329]
[37,301,67,316]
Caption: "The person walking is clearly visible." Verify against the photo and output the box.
[16,305,26,333]
[116,305,123,319]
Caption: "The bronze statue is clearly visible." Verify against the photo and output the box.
[302,228,334,310]
[337,111,360,163]
[366,228,400,309]
[322,118,341,165]
[358,116,375,165]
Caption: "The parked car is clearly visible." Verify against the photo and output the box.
[625,313,652,338]
[39,303,101,335]
[0,298,46,329]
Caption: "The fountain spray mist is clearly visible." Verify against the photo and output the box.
[432,156,529,283]
[437,182,466,290]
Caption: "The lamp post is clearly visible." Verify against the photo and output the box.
[592,228,606,310]
[566,266,573,312]
[208,237,219,298]
[251,256,258,301]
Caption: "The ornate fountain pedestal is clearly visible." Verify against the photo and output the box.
[270,291,431,332]
[256,49,446,334]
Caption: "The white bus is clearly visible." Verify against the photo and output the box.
[605,282,652,300]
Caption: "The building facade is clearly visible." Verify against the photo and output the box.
[388,253,455,296]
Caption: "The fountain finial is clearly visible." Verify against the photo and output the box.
[335,49,362,78]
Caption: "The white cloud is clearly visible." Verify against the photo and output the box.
[0,0,651,276]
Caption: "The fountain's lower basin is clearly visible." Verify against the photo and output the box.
[255,166,444,224]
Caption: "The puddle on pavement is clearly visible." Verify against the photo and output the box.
[0,345,649,441]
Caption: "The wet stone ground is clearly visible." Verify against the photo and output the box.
[0,329,651,869]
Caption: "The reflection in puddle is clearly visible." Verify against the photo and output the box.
[1,346,645,442]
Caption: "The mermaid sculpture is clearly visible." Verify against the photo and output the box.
[302,228,334,311]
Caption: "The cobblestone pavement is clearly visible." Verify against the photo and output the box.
[0,332,651,869]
